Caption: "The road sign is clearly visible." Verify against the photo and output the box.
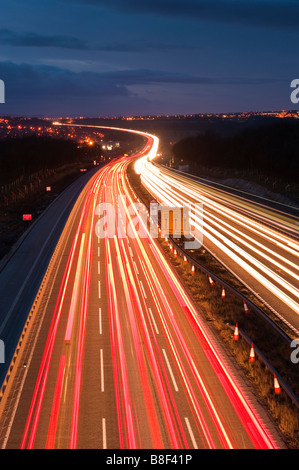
[23,214,32,221]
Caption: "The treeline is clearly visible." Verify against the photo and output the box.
[172,120,299,183]
[0,136,90,185]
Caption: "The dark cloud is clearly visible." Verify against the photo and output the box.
[0,61,131,97]
[0,28,140,51]
[101,69,282,87]
[0,28,199,53]
[0,29,90,50]
[0,60,289,116]
[0,60,281,100]
[63,0,299,31]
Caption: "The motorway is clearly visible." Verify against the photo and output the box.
[136,157,299,336]
[0,166,101,388]
[0,128,287,449]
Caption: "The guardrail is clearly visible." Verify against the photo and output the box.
[227,323,299,410]
[127,166,299,418]
[155,162,299,239]
[127,171,293,345]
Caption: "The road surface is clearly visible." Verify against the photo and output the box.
[136,156,299,335]
[0,128,286,449]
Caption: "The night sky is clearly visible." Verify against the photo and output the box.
[0,0,299,117]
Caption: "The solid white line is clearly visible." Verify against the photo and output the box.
[99,307,102,335]
[100,349,104,392]
[185,417,198,449]
[0,260,62,448]
[102,418,107,449]
[0,216,74,337]
[162,349,178,392]
[148,307,159,334]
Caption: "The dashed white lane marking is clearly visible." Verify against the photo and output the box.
[99,307,102,335]
[139,280,147,299]
[133,261,139,275]
[148,307,159,335]
[100,348,104,392]
[185,417,198,449]
[102,418,107,449]
[162,348,178,392]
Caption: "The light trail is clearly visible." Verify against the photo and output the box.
[105,236,137,449]
[45,354,66,449]
[118,159,277,449]
[20,166,108,449]
[113,234,168,448]
[64,233,86,342]
[135,152,299,323]
[69,181,97,449]
[8,123,284,450]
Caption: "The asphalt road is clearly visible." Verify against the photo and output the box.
[0,134,286,449]
[0,166,101,387]
[137,159,299,335]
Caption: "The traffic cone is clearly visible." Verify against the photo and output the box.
[243,300,250,314]
[208,275,215,286]
[274,374,281,395]
[249,343,255,362]
[233,323,239,341]
[174,249,177,258]
[191,265,195,275]
[221,286,225,298]
[184,255,187,264]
